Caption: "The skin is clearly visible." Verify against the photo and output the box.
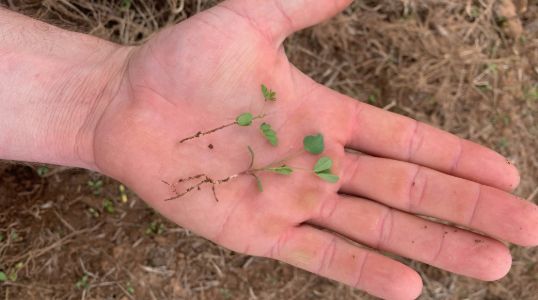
[1,1,537,299]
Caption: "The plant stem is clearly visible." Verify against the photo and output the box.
[178,114,266,144]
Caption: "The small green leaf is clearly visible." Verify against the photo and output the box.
[236,113,253,126]
[76,274,89,289]
[120,0,132,9]
[252,174,263,192]
[36,166,49,177]
[260,123,278,146]
[103,199,115,214]
[0,272,7,282]
[126,282,135,295]
[314,157,333,173]
[303,134,324,154]
[261,84,276,101]
[268,165,293,175]
[316,171,339,183]
[260,123,270,131]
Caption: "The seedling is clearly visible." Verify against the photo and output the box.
[3,262,24,282]
[10,230,21,242]
[88,179,104,196]
[164,84,339,202]
[179,112,267,143]
[164,133,338,201]
[36,166,49,177]
[367,95,376,104]
[120,0,132,9]
[75,274,90,290]
[145,221,165,235]
[103,199,115,214]
[88,207,100,218]
[525,85,538,102]
[119,184,128,203]
[178,84,278,144]
[126,281,135,295]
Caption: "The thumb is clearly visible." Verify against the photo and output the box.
[221,0,352,45]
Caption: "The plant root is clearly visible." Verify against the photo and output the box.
[163,173,239,202]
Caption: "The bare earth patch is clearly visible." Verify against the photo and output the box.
[1,0,537,299]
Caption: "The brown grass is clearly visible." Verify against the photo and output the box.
[1,0,537,299]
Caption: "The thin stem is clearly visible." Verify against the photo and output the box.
[279,165,310,172]
[256,149,305,171]
[179,121,237,144]
[178,114,267,144]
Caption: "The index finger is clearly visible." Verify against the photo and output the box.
[325,89,520,191]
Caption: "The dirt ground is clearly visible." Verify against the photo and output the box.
[1,0,537,299]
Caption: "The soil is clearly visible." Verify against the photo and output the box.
[1,0,537,299]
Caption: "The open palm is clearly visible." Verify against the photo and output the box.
[92,1,538,299]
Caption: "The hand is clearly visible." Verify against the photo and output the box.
[90,1,538,299]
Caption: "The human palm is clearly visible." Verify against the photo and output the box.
[92,1,538,299]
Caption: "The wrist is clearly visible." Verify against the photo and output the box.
[0,8,133,170]
[68,46,134,170]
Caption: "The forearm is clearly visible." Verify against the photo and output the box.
[0,8,130,170]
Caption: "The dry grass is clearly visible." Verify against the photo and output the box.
[1,0,537,299]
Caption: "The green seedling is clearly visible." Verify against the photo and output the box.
[36,166,49,177]
[88,179,104,196]
[165,85,339,202]
[120,0,132,9]
[145,221,165,235]
[178,84,274,144]
[165,132,338,200]
[10,230,21,242]
[126,281,135,295]
[367,94,377,104]
[75,274,90,290]
[525,85,538,102]
[4,262,24,282]
[219,288,233,300]
[103,199,115,214]
[88,207,100,218]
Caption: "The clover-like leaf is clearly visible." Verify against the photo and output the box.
[260,122,278,146]
[261,84,276,101]
[0,271,7,282]
[268,165,293,175]
[303,134,324,154]
[236,113,253,126]
[314,157,333,173]
[316,171,339,183]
